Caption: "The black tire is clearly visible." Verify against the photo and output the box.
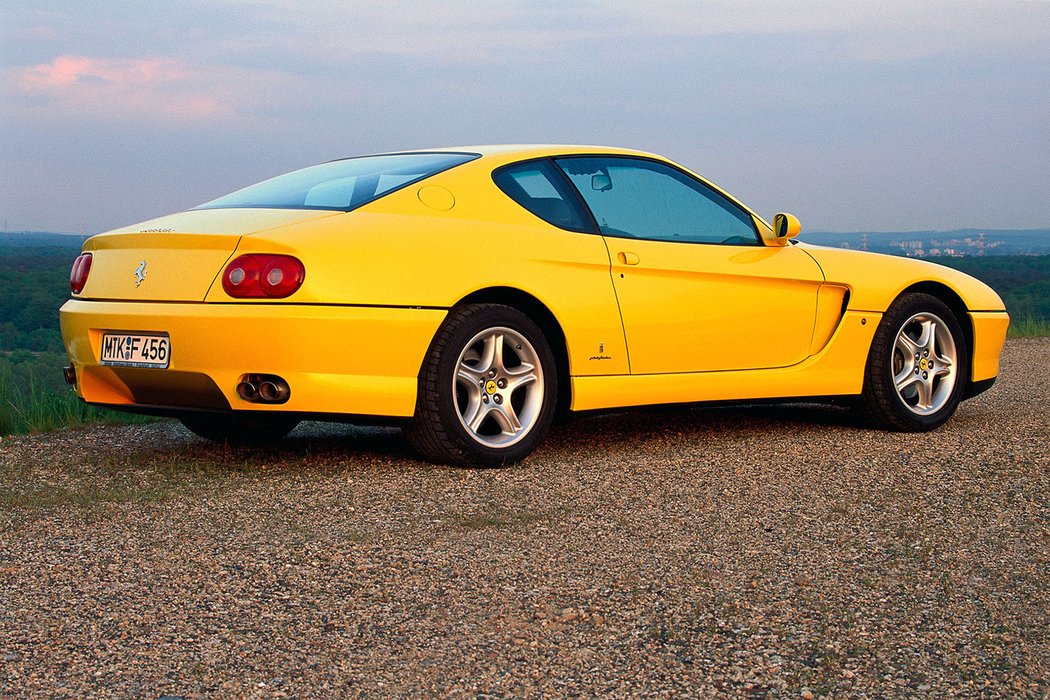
[860,293,970,431]
[404,304,558,467]
[179,413,300,445]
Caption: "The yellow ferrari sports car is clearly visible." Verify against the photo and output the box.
[59,145,1009,466]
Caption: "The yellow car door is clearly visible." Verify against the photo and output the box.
[555,156,824,374]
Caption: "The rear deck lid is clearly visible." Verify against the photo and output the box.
[76,209,335,301]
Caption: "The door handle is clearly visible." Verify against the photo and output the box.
[618,251,640,265]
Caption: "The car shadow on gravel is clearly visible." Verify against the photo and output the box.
[178,423,422,467]
[549,399,866,442]
[162,400,869,471]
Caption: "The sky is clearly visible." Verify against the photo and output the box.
[1,0,1049,235]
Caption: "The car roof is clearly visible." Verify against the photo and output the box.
[381,144,769,230]
[378,144,660,162]
[323,145,770,230]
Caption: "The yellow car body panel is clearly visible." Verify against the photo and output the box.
[606,239,824,373]
[58,144,1009,436]
[969,311,1010,382]
[60,299,445,416]
[572,310,880,410]
[81,232,241,302]
[799,244,1007,312]
[810,284,850,355]
[797,244,1008,383]
[218,161,633,377]
[225,218,631,378]
[104,208,339,237]
[79,210,339,301]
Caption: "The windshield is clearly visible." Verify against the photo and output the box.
[194,152,478,211]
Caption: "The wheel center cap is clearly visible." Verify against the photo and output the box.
[485,379,498,395]
[919,357,929,371]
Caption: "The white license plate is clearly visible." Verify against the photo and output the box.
[100,333,170,368]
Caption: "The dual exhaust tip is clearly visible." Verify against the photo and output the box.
[236,374,290,404]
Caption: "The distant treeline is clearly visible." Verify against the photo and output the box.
[804,229,1050,256]
[928,255,1049,323]
[0,245,154,433]
[0,232,87,249]
[0,247,73,352]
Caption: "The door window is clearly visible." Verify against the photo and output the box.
[555,157,759,245]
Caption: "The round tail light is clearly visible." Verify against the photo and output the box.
[222,254,305,298]
[70,253,92,295]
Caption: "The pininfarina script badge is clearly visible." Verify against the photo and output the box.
[134,260,147,287]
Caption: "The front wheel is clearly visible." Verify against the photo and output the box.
[860,293,969,431]
[405,304,557,467]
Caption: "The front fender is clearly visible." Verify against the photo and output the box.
[798,244,1006,312]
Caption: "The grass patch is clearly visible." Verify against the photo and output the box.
[0,363,158,435]
[1007,314,1050,337]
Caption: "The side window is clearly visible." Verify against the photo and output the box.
[555,157,759,245]
[493,160,592,233]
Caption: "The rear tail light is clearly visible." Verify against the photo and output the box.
[222,254,305,299]
[70,253,92,294]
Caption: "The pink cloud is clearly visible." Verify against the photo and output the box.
[20,55,190,90]
[12,55,233,121]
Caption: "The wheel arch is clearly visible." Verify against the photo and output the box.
[897,281,974,384]
[455,286,572,416]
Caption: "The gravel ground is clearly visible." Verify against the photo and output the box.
[0,338,1047,699]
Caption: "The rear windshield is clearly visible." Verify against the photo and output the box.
[194,152,479,211]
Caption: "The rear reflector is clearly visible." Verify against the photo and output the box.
[222,254,305,299]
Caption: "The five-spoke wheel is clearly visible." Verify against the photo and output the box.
[405,304,557,467]
[890,311,958,416]
[861,293,969,431]
[453,326,545,448]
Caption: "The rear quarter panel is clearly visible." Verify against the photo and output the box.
[217,161,631,376]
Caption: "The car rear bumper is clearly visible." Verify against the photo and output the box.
[59,299,446,418]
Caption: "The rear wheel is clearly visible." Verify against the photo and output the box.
[860,293,969,431]
[179,414,299,445]
[405,304,557,467]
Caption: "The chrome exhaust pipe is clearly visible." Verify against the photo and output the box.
[236,374,289,404]
[62,365,77,386]
[258,380,290,403]
[236,381,258,401]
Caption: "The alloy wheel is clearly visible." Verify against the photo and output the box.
[891,311,958,416]
[453,326,544,448]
